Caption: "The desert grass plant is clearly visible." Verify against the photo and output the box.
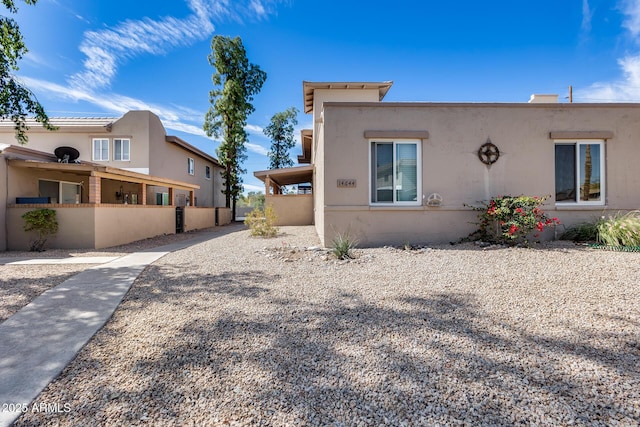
[244,204,279,237]
[596,211,640,247]
[331,232,357,260]
[22,208,59,252]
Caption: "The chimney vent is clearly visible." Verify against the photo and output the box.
[528,94,559,103]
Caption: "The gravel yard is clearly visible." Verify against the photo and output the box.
[0,228,216,323]
[0,264,93,323]
[11,225,640,426]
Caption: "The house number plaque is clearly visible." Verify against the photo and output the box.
[337,179,357,188]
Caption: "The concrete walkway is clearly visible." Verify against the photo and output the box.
[0,225,242,427]
[0,256,121,265]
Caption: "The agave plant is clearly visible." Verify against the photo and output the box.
[331,232,357,260]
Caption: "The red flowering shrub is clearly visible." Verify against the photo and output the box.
[467,195,560,245]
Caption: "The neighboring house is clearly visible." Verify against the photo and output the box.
[254,81,640,247]
[0,111,230,250]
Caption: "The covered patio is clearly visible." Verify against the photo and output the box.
[8,159,199,206]
[253,164,313,196]
[253,165,314,226]
[3,157,231,250]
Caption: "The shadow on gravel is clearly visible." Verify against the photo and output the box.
[0,271,84,323]
[15,275,640,426]
[128,265,275,300]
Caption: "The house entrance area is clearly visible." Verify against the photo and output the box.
[253,165,314,226]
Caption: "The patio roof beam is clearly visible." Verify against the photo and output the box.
[91,171,199,191]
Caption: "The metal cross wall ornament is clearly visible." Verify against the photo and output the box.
[478,139,500,165]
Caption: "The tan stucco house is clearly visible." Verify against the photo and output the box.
[255,81,640,247]
[0,111,230,250]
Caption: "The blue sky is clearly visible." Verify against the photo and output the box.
[8,0,640,193]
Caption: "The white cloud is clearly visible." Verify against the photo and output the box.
[576,1,640,101]
[22,76,273,155]
[250,0,266,17]
[22,75,203,129]
[622,0,640,37]
[245,124,264,134]
[18,0,283,161]
[69,0,281,91]
[242,183,265,193]
[164,120,209,137]
[582,0,592,34]
[246,142,269,156]
[75,14,90,24]
[577,54,640,101]
[23,51,51,68]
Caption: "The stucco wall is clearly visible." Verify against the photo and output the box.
[108,110,152,172]
[6,205,176,250]
[313,122,326,244]
[5,204,236,250]
[0,131,99,164]
[148,133,218,208]
[7,206,96,250]
[323,208,478,247]
[311,89,381,127]
[319,102,640,246]
[266,195,314,226]
[0,157,7,251]
[93,206,174,248]
[0,111,154,172]
[184,207,215,231]
[217,207,232,225]
[184,207,232,229]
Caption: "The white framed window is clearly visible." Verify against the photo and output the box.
[188,157,195,175]
[156,192,169,206]
[370,139,421,205]
[555,140,605,205]
[114,138,130,161]
[92,138,109,161]
[205,165,211,180]
[38,179,81,204]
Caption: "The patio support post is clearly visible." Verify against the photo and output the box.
[141,184,147,205]
[89,175,101,204]
[189,190,195,206]
[265,176,271,195]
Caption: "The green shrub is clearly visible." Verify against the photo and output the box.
[244,204,278,237]
[22,208,59,252]
[467,195,560,245]
[596,211,640,247]
[559,222,599,242]
[331,232,357,260]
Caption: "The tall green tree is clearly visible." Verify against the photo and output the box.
[203,35,266,219]
[1,0,55,144]
[265,106,298,170]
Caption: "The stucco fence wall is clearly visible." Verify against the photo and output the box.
[216,207,232,225]
[266,195,314,226]
[183,207,231,230]
[7,205,232,250]
[184,207,214,232]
